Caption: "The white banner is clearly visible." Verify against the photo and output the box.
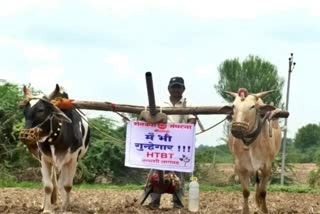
[125,121,195,172]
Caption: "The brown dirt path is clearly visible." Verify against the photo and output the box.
[1,188,320,213]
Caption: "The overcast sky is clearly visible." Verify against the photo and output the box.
[1,0,319,147]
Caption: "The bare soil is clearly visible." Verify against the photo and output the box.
[1,188,320,214]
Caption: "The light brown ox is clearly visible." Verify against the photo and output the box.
[221,88,282,214]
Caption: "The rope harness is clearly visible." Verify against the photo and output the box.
[195,116,228,135]
[240,111,271,146]
[74,109,125,145]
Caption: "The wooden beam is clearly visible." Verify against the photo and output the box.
[73,100,289,118]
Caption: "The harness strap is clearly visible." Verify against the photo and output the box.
[37,115,62,144]
[74,109,124,144]
[114,111,130,122]
[194,114,205,132]
[196,116,227,135]
[35,113,53,129]
[241,112,270,146]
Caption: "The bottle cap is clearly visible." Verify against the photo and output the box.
[190,176,198,182]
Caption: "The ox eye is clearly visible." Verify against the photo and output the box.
[250,105,255,109]
[37,109,45,114]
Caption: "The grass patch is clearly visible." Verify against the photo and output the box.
[0,181,41,189]
[75,184,145,191]
[202,184,320,193]
[0,180,144,191]
[1,180,320,194]
[268,184,320,193]
[200,184,320,194]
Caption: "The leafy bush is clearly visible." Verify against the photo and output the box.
[195,144,233,164]
[270,156,294,185]
[0,164,17,187]
[200,163,232,186]
[308,169,320,188]
[81,139,125,183]
[308,158,320,188]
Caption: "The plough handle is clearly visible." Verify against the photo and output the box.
[145,72,157,116]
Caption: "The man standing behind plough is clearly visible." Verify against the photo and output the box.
[148,76,197,208]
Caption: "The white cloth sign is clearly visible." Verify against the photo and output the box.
[125,121,195,172]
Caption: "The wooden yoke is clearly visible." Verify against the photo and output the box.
[140,72,167,124]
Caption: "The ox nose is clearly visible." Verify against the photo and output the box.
[231,122,249,138]
[19,127,42,145]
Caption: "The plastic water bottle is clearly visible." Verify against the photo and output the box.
[188,176,199,212]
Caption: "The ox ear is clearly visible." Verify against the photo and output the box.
[48,83,69,100]
[223,91,238,98]
[23,85,32,97]
[51,104,72,123]
[254,90,275,99]
[48,84,61,100]
[220,105,233,114]
[54,84,60,94]
[259,104,276,114]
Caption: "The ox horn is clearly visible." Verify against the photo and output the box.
[254,90,275,99]
[23,85,32,98]
[223,91,238,98]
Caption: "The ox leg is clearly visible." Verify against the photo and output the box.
[51,168,58,204]
[41,159,54,213]
[255,169,270,213]
[59,158,77,211]
[239,174,251,214]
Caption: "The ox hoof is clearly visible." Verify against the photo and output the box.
[260,208,268,214]
[42,210,54,214]
[242,207,249,214]
[62,205,70,212]
[255,209,268,214]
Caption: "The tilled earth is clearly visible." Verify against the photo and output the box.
[1,188,320,214]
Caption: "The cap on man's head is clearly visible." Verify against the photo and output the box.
[168,76,185,88]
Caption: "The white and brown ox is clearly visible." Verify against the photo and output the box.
[19,84,90,213]
[222,88,282,214]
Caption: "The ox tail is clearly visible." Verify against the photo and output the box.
[51,167,59,204]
